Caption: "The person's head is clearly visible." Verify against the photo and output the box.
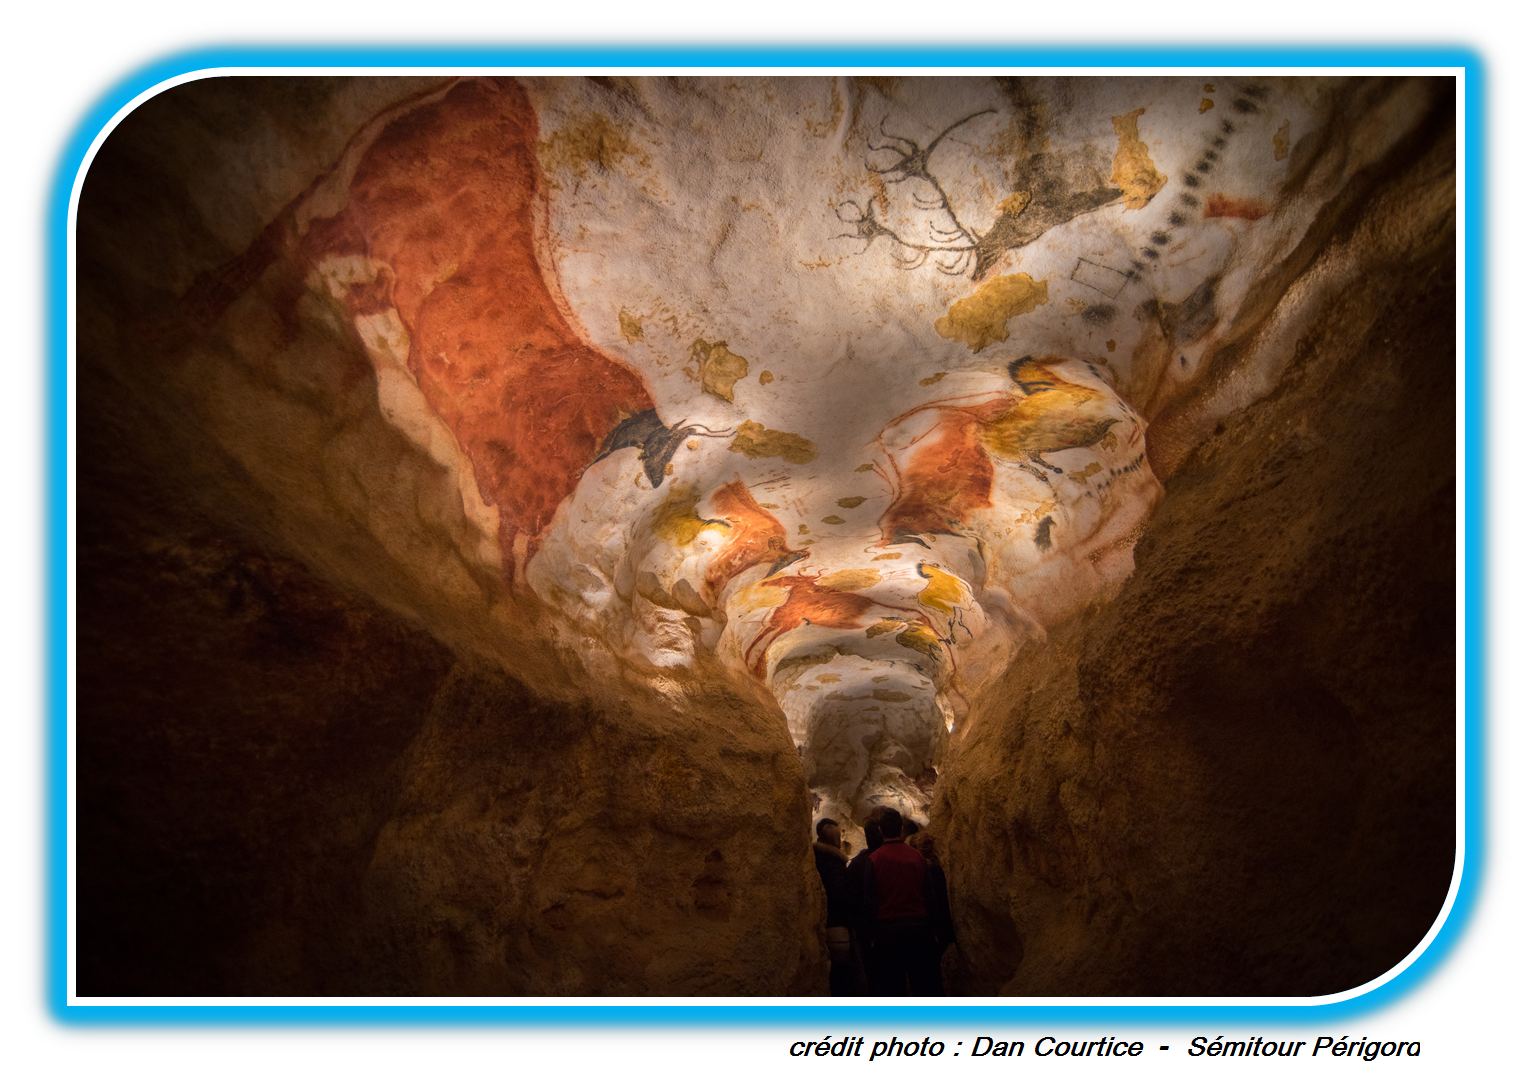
[862,816,885,853]
[902,818,921,839]
[815,817,841,847]
[878,808,906,841]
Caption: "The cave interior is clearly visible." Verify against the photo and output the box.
[77,73,1456,997]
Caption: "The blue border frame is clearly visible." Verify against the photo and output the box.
[47,44,1485,1026]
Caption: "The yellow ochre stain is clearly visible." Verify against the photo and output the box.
[895,622,945,660]
[865,619,903,639]
[997,191,1031,217]
[618,309,645,342]
[821,568,881,591]
[916,563,965,616]
[651,485,727,546]
[1110,107,1167,210]
[1274,119,1291,161]
[1016,499,1058,524]
[837,496,867,509]
[537,115,646,187]
[804,81,846,138]
[919,371,947,386]
[821,515,846,526]
[690,338,750,402]
[1069,462,1103,481]
[730,421,818,464]
[759,370,775,384]
[873,552,902,561]
[873,689,912,703]
[855,462,877,473]
[735,582,791,613]
[934,273,1050,352]
[1199,98,1214,114]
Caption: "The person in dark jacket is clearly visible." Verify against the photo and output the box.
[863,809,942,995]
[813,817,855,994]
[911,831,956,968]
[843,813,886,994]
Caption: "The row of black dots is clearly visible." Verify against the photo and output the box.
[1124,82,1270,279]
[1108,451,1148,479]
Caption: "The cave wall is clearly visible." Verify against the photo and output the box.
[79,399,824,997]
[76,74,1456,998]
[931,114,1456,996]
[78,78,825,997]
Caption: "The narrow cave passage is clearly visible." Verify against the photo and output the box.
[78,73,1456,997]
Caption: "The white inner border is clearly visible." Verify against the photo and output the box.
[64,63,1469,1009]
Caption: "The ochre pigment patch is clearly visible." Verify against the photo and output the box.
[291,79,655,566]
[729,421,818,463]
[934,273,1050,352]
[894,621,944,661]
[537,113,646,186]
[836,496,866,509]
[690,338,750,402]
[652,484,726,546]
[1204,193,1269,220]
[880,414,994,542]
[1274,120,1291,161]
[916,564,966,616]
[745,576,889,676]
[820,568,882,591]
[1199,98,1215,114]
[1111,107,1167,210]
[997,191,1031,216]
[704,481,804,598]
[618,309,645,342]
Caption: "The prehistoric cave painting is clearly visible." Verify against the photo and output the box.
[993,356,1124,479]
[702,480,810,600]
[915,562,973,644]
[742,574,937,678]
[876,354,1131,547]
[838,103,1123,281]
[185,78,661,569]
[1116,83,1274,278]
[933,273,1051,352]
[864,615,948,663]
[1070,258,1133,300]
[876,411,995,547]
[838,110,997,277]
[592,409,733,488]
[840,80,1277,293]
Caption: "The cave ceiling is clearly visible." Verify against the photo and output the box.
[148,74,1442,825]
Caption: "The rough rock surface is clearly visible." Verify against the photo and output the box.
[79,442,824,996]
[931,116,1456,995]
[78,78,825,997]
[76,74,1455,997]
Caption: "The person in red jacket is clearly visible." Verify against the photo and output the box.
[863,808,942,995]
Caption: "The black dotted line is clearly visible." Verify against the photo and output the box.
[1126,82,1268,277]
